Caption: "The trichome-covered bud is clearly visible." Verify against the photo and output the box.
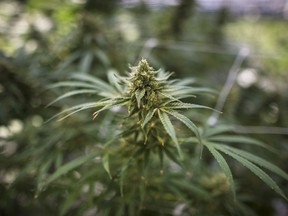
[128,59,161,110]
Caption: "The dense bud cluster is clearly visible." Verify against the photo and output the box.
[128,59,162,110]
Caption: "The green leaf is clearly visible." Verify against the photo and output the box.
[47,81,97,90]
[208,135,276,152]
[163,146,181,166]
[158,109,183,159]
[214,144,288,181]
[135,88,146,108]
[46,102,99,122]
[57,51,81,70]
[203,125,234,137]
[167,86,216,96]
[41,150,99,190]
[46,99,121,122]
[158,146,164,174]
[166,102,218,112]
[204,141,236,200]
[164,109,201,142]
[60,189,81,216]
[46,89,99,107]
[169,179,210,199]
[159,92,182,104]
[141,108,157,128]
[102,154,112,179]
[93,98,129,117]
[107,69,123,92]
[80,52,93,73]
[214,144,287,200]
[95,49,110,66]
[71,73,115,93]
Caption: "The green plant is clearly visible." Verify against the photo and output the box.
[44,59,287,215]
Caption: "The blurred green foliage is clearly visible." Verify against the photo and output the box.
[1,0,288,215]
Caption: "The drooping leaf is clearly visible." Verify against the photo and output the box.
[208,135,276,152]
[215,144,287,200]
[46,102,100,122]
[158,109,183,159]
[204,141,236,200]
[47,98,123,122]
[164,109,201,142]
[214,144,288,181]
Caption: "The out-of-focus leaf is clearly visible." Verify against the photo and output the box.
[41,150,99,190]
[47,89,99,107]
[80,52,93,73]
[203,125,234,137]
[102,154,112,179]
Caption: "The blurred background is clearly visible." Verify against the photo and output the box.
[1,0,288,215]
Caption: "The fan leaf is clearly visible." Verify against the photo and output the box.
[164,109,201,142]
[208,135,276,152]
[158,109,183,159]
[204,141,236,200]
[214,144,288,181]
[214,144,287,200]
[142,108,157,128]
[47,89,99,107]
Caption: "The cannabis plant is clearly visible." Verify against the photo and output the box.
[45,59,287,215]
